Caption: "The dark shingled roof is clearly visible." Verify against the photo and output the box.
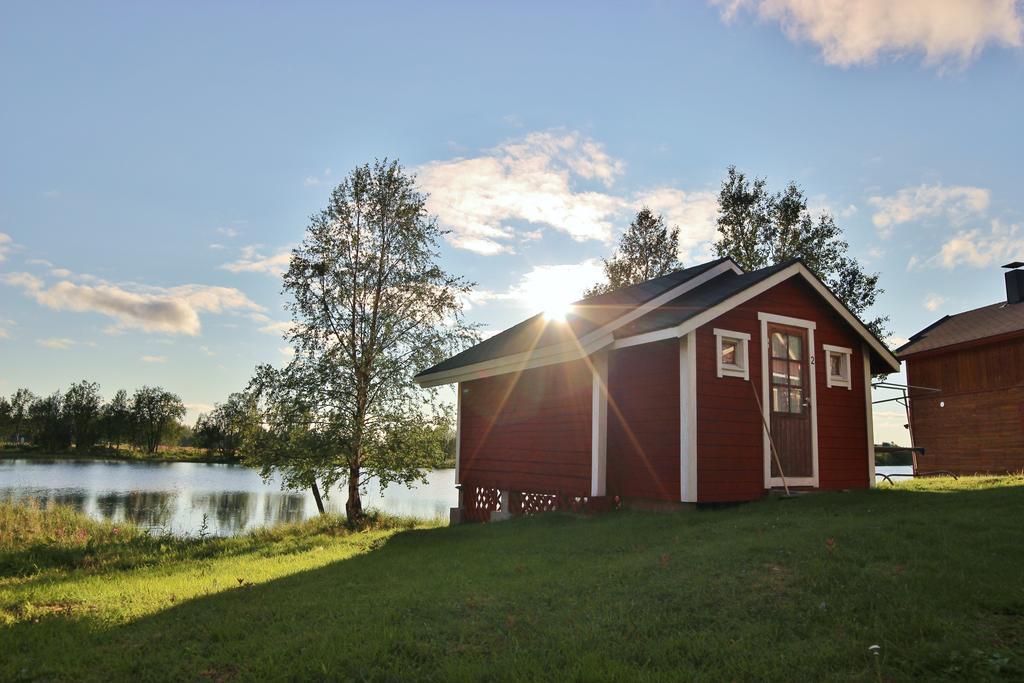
[415,258,731,378]
[613,261,795,338]
[419,257,897,381]
[895,301,1024,358]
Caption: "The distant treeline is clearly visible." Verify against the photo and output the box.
[0,383,456,466]
[0,383,199,455]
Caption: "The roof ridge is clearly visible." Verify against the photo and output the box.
[572,257,732,306]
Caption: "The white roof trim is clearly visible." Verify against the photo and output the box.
[612,263,900,374]
[415,259,741,387]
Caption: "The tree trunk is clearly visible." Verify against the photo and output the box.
[345,465,363,520]
[310,480,325,515]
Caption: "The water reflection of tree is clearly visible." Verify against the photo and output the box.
[0,490,89,511]
[212,492,256,535]
[96,491,175,530]
[264,493,309,526]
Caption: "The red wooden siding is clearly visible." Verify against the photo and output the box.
[696,276,870,502]
[906,336,1024,473]
[459,358,593,494]
[606,340,681,501]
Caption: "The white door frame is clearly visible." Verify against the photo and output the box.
[759,312,819,488]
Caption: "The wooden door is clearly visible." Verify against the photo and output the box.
[768,324,813,478]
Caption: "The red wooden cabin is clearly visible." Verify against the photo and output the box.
[415,258,899,521]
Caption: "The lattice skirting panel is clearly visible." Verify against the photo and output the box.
[461,484,617,522]
[462,484,502,523]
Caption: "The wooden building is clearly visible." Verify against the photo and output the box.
[415,258,899,520]
[896,264,1024,474]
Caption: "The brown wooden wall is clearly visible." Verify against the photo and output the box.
[906,335,1024,473]
[696,276,871,502]
[606,339,681,501]
[459,358,593,494]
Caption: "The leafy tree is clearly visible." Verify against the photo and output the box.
[242,160,474,518]
[130,386,186,454]
[0,397,11,443]
[64,380,103,450]
[194,393,247,457]
[9,389,36,444]
[714,166,888,339]
[29,392,71,451]
[162,421,193,447]
[584,207,683,297]
[101,389,133,450]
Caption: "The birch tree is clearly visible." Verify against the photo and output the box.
[243,160,475,519]
[584,207,682,297]
[714,166,888,339]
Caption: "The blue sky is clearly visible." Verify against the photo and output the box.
[1,1,1023,443]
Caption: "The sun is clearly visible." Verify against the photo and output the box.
[543,300,571,322]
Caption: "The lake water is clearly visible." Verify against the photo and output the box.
[0,460,916,537]
[0,459,457,536]
[875,465,915,484]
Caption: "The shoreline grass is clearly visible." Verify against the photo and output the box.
[2,476,1023,680]
[1,446,457,468]
[0,444,241,465]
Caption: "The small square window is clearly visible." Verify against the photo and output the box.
[714,329,750,380]
[823,345,852,389]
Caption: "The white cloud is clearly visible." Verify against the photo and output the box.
[808,194,857,219]
[930,220,1024,269]
[141,355,168,363]
[715,0,1023,69]
[2,272,264,336]
[633,188,720,262]
[184,402,215,423]
[923,293,947,311]
[50,268,72,277]
[886,335,910,349]
[221,245,292,276]
[259,320,294,336]
[278,346,296,357]
[38,337,76,350]
[215,226,240,238]
[26,258,52,267]
[869,184,990,237]
[3,272,44,290]
[304,168,334,187]
[0,233,13,262]
[419,130,735,259]
[418,131,627,254]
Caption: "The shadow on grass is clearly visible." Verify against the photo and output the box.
[4,482,1024,681]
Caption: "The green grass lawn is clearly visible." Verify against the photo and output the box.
[1,477,1022,681]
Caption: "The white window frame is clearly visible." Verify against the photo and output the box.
[714,328,751,380]
[823,344,853,390]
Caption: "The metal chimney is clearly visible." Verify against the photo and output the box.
[1003,262,1024,304]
